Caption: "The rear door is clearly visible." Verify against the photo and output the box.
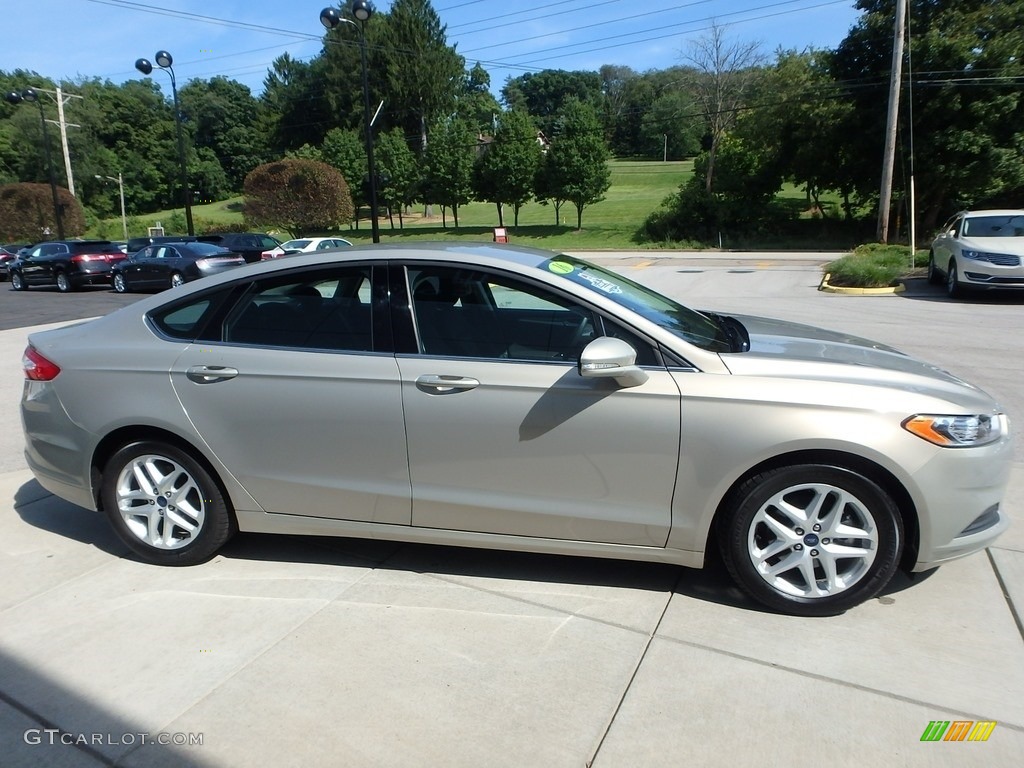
[168,262,411,524]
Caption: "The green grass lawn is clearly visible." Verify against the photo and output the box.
[93,159,694,251]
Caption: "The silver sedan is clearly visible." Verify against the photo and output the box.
[20,243,1012,615]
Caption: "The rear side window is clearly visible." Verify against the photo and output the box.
[223,265,374,351]
[149,289,234,341]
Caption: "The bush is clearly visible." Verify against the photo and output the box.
[0,182,86,241]
[825,244,924,287]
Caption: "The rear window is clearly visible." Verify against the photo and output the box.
[69,241,122,254]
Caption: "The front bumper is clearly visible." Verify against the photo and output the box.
[909,435,1012,571]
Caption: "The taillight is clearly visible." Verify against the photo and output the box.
[71,253,109,263]
[23,346,61,381]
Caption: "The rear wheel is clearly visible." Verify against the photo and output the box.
[11,271,27,291]
[112,272,129,293]
[55,271,73,293]
[170,271,185,288]
[101,441,235,566]
[718,464,903,616]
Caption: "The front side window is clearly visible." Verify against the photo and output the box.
[409,265,605,362]
[223,266,373,352]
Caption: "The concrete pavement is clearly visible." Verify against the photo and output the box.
[1,257,1022,767]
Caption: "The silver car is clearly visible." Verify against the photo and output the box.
[20,243,1012,616]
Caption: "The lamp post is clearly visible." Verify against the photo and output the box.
[5,88,65,239]
[135,51,194,236]
[320,2,380,243]
[96,172,128,240]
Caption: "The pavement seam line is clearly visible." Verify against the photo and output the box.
[657,633,1024,733]
[0,688,117,767]
[987,547,1024,645]
[425,571,667,637]
[586,571,684,768]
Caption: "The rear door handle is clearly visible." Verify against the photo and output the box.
[186,365,239,383]
[416,375,479,394]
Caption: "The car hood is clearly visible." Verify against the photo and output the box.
[719,314,983,396]
[957,236,1024,256]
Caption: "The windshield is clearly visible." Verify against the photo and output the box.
[281,240,311,249]
[541,255,731,352]
[962,215,1024,238]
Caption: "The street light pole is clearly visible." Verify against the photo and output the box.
[97,172,128,240]
[135,52,195,236]
[320,2,380,244]
[5,88,65,239]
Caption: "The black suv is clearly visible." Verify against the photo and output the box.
[197,232,281,263]
[10,240,127,292]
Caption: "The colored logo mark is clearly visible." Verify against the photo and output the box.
[920,720,997,742]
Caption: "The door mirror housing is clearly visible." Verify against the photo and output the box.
[578,336,649,388]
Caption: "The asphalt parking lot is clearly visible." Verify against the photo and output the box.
[1,252,1022,767]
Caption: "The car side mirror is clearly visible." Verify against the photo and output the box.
[578,336,649,388]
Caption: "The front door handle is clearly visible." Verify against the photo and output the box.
[416,374,480,394]
[186,365,239,384]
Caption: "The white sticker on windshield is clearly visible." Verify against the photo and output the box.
[578,272,623,294]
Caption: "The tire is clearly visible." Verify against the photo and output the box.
[717,464,903,616]
[112,272,129,293]
[11,271,27,291]
[170,271,185,288]
[946,260,963,299]
[101,441,235,566]
[927,251,942,285]
[55,270,73,293]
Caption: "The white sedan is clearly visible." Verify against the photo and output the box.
[261,236,353,260]
[929,209,1024,298]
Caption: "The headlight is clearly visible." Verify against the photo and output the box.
[961,250,997,261]
[902,413,1008,447]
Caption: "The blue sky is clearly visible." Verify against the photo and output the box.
[6,0,863,98]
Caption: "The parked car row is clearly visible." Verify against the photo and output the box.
[5,232,355,293]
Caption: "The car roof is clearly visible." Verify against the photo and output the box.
[959,209,1024,217]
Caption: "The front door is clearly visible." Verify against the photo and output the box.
[398,264,680,547]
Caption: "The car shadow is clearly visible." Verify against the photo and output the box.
[14,478,926,616]
[899,276,1024,304]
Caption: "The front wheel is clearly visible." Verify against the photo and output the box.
[946,261,964,299]
[927,251,942,285]
[11,271,27,291]
[112,272,129,293]
[101,441,235,566]
[718,465,903,616]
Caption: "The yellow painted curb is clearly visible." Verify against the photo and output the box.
[819,272,906,295]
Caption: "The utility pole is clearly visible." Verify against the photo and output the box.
[34,86,82,197]
[877,0,907,243]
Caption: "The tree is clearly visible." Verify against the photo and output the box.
[0,182,86,241]
[639,89,704,160]
[243,158,354,237]
[681,23,767,193]
[320,128,367,228]
[456,63,501,135]
[501,69,603,137]
[377,0,464,151]
[375,128,419,228]
[538,99,612,230]
[421,116,475,227]
[474,110,542,227]
[261,54,332,156]
[830,0,1024,233]
[179,76,267,192]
